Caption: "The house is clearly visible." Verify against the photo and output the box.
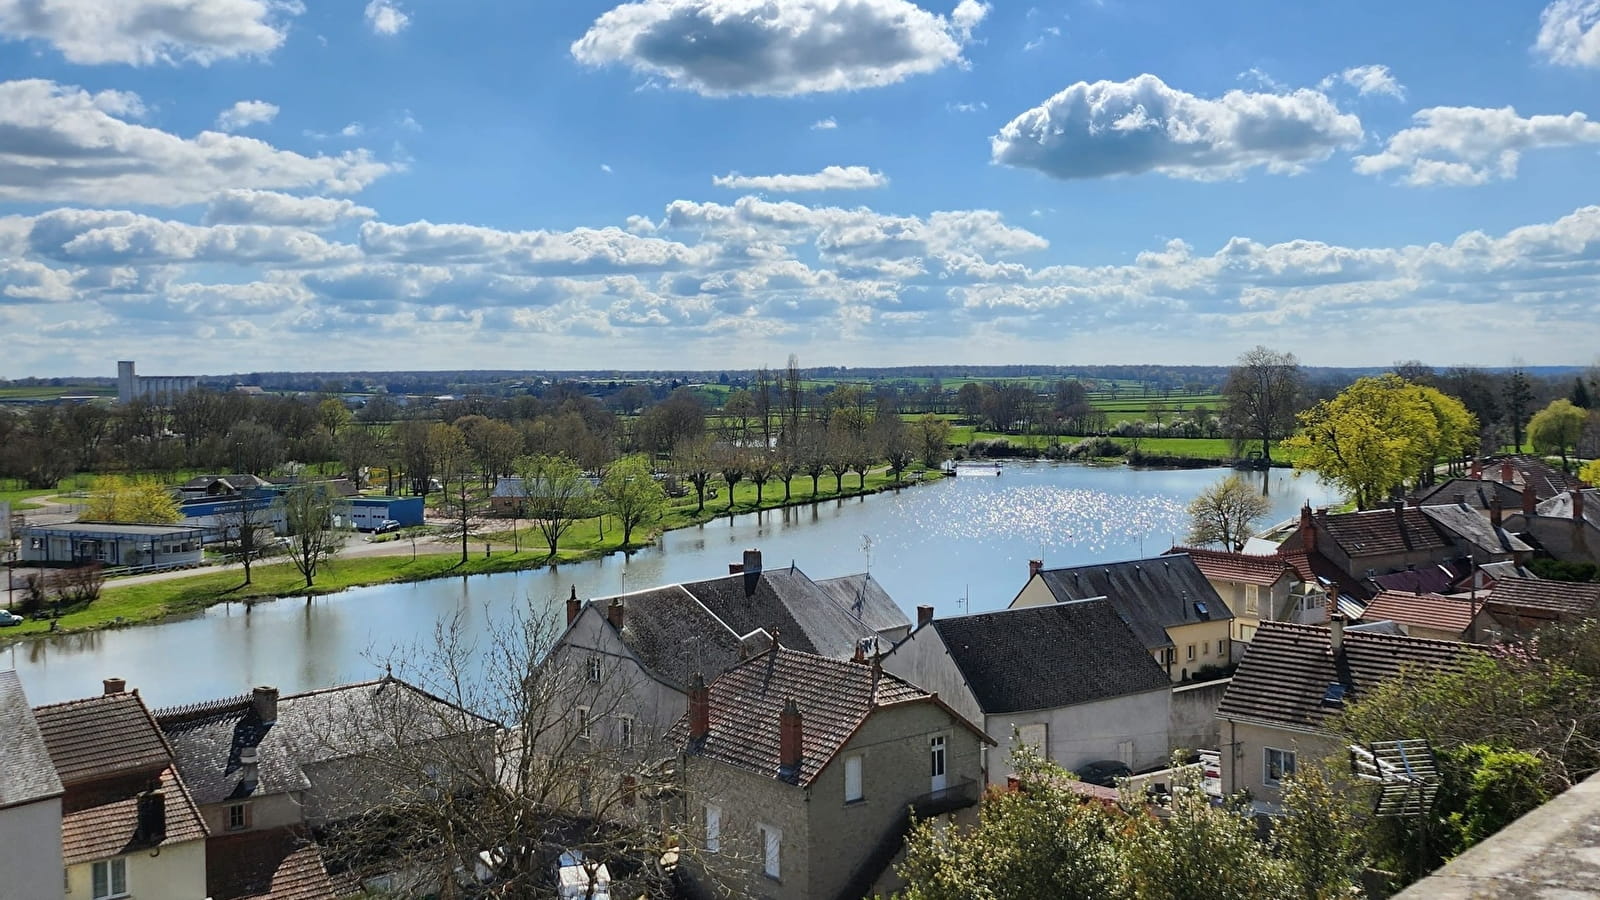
[1356,589,1481,642]
[35,678,211,899]
[1009,554,1235,681]
[0,670,65,900]
[1417,499,1533,565]
[553,551,912,740]
[1475,456,1587,505]
[1508,489,1599,567]
[880,599,1173,783]
[1412,477,1523,515]
[1475,577,1600,640]
[489,474,600,518]
[1215,620,1466,809]
[669,647,991,900]
[19,522,205,568]
[1166,545,1321,644]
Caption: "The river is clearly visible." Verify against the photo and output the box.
[6,464,1338,707]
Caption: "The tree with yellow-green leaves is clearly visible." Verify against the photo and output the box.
[1581,458,1600,487]
[1285,375,1478,509]
[83,475,181,524]
[1529,398,1588,473]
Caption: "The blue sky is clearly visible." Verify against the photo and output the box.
[2,0,1600,377]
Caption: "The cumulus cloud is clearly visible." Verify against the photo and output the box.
[0,0,302,65]
[991,74,1363,181]
[25,208,357,266]
[216,100,280,132]
[203,190,377,228]
[811,117,839,130]
[1536,0,1600,68]
[712,166,888,191]
[0,80,398,206]
[1320,64,1404,98]
[571,0,987,96]
[357,220,715,275]
[364,0,410,35]
[1354,105,1600,186]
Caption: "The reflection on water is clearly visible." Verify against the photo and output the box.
[5,463,1338,707]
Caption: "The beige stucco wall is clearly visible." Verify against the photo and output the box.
[198,791,302,834]
[1219,719,1342,808]
[879,626,984,727]
[1008,576,1055,609]
[683,759,811,900]
[64,838,207,900]
[1166,621,1232,682]
[1207,576,1295,644]
[986,688,1171,783]
[0,798,63,900]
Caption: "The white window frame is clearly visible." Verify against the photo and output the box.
[227,802,249,830]
[844,754,864,803]
[618,715,634,749]
[1245,584,1260,616]
[704,805,721,853]
[576,707,591,740]
[1186,644,1196,661]
[1264,747,1297,786]
[92,858,128,899]
[586,657,602,683]
[759,823,781,880]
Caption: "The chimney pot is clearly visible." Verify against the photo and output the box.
[779,698,803,776]
[728,562,744,574]
[252,685,279,724]
[566,586,580,626]
[688,674,710,743]
[916,604,935,629]
[103,677,126,695]
[1028,559,1044,579]
[1523,483,1538,517]
[136,791,167,843]
[1501,460,1515,485]
[607,599,625,630]
[743,549,763,574]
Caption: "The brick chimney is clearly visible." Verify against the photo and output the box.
[1300,503,1317,553]
[779,698,803,777]
[728,562,744,574]
[688,674,710,743]
[1501,460,1515,486]
[103,677,126,695]
[743,549,763,574]
[252,685,279,724]
[135,791,166,843]
[566,585,580,626]
[1575,490,1586,524]
[1469,458,1482,479]
[1490,497,1503,529]
[607,599,625,630]
[1028,559,1044,579]
[1523,483,1538,517]
[916,604,935,629]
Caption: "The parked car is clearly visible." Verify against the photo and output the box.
[0,610,23,626]
[1073,759,1132,787]
[375,519,402,534]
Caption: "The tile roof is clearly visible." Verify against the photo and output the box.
[607,585,745,692]
[1032,554,1232,651]
[1414,478,1519,512]
[926,599,1171,714]
[667,647,983,788]
[1485,456,1587,501]
[34,691,174,785]
[1486,578,1600,619]
[1276,546,1373,604]
[1314,506,1453,558]
[1167,546,1296,588]
[1420,503,1533,555]
[59,765,208,865]
[0,671,62,810]
[1359,590,1478,635]
[207,828,338,900]
[1217,621,1468,732]
[1369,562,1469,596]
[672,566,881,658]
[158,678,495,808]
[814,573,912,636]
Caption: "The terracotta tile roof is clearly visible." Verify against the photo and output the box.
[1359,590,1478,635]
[668,647,987,788]
[1168,546,1296,587]
[1217,621,1468,732]
[1032,555,1232,652]
[59,765,208,865]
[207,828,337,900]
[1314,506,1453,558]
[0,671,62,809]
[34,691,174,785]
[1487,578,1600,619]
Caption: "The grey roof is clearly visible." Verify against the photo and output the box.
[21,522,205,537]
[928,599,1170,714]
[608,586,745,692]
[157,679,494,807]
[814,573,912,635]
[1536,490,1600,530]
[1032,554,1233,651]
[678,568,880,658]
[1414,478,1520,511]
[0,671,63,809]
[1421,502,1533,555]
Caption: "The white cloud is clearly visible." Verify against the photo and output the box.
[991,74,1363,181]
[203,190,377,228]
[572,0,987,96]
[1321,64,1404,98]
[712,166,888,192]
[24,208,356,266]
[364,0,410,35]
[811,117,839,130]
[0,80,398,206]
[1023,25,1058,52]
[1536,0,1600,68]
[1354,105,1600,186]
[946,100,986,113]
[0,0,302,65]
[357,220,715,274]
[601,164,614,174]
[216,100,280,132]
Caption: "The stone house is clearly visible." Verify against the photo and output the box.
[0,670,65,900]
[1010,554,1235,682]
[669,647,990,900]
[1215,620,1466,810]
[1474,577,1600,640]
[1167,545,1322,646]
[34,678,211,900]
[880,599,1173,783]
[1507,489,1599,567]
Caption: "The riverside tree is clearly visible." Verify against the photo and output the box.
[519,453,592,559]
[1529,398,1588,472]
[598,454,666,548]
[1222,346,1303,466]
[216,494,276,585]
[1185,474,1272,552]
[283,483,346,588]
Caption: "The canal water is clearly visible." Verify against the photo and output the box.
[7,464,1338,706]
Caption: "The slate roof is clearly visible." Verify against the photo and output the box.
[58,766,209,865]
[1278,546,1374,605]
[1421,502,1533,555]
[0,670,63,809]
[668,647,988,788]
[1217,621,1467,732]
[678,568,883,658]
[1168,545,1296,588]
[1414,479,1520,512]
[927,599,1170,714]
[606,585,745,692]
[1030,554,1232,652]
[207,828,338,900]
[1359,590,1478,635]
[1486,578,1600,618]
[34,691,174,785]
[1535,490,1600,530]
[1369,561,1470,596]
[1486,456,1587,501]
[1313,506,1454,558]
[158,678,495,807]
[815,573,912,636]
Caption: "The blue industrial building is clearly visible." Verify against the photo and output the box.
[335,496,425,532]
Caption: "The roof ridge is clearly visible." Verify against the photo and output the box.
[32,690,141,712]
[934,596,1112,625]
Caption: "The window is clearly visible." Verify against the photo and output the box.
[1240,624,1257,642]
[1203,641,1210,657]
[576,707,591,740]
[1219,636,1229,657]
[929,736,946,779]
[844,754,863,803]
[1265,748,1297,786]
[704,805,721,853]
[587,657,602,683]
[618,716,634,749]
[1245,585,1259,616]
[1164,648,1176,665]
[92,858,127,899]
[227,802,250,830]
[759,824,781,880]
[1186,644,1196,661]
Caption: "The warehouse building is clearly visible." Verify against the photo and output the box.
[19,523,205,568]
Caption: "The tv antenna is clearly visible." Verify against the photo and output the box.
[1349,739,1441,817]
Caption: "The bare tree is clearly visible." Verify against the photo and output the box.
[672,437,715,513]
[716,445,746,512]
[217,493,277,585]
[283,483,347,588]
[1222,346,1303,466]
[1185,474,1273,552]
